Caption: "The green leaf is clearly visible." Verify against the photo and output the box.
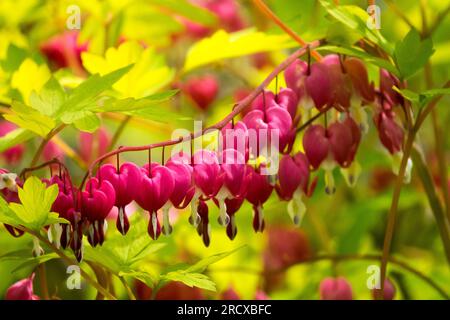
[0,44,28,73]
[0,196,20,227]
[8,176,59,231]
[12,253,59,273]
[119,270,158,289]
[0,127,34,152]
[148,0,217,26]
[394,29,434,79]
[3,101,56,137]
[185,246,244,273]
[183,29,297,72]
[317,45,399,76]
[57,64,133,117]
[84,215,166,273]
[162,271,216,291]
[73,112,100,133]
[393,86,450,108]
[99,90,178,112]
[82,41,174,99]
[319,0,393,55]
[29,77,66,117]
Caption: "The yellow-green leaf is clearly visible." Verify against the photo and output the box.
[183,29,297,72]
[11,58,51,104]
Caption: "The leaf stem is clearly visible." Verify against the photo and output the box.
[29,124,66,168]
[107,115,131,152]
[37,263,50,300]
[252,0,322,61]
[119,276,137,300]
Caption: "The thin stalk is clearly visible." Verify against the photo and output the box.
[108,115,132,152]
[120,276,137,300]
[378,129,416,299]
[29,124,66,168]
[38,264,50,300]
[252,0,322,61]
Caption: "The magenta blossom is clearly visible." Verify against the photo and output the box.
[374,111,404,154]
[284,59,308,101]
[98,162,142,235]
[219,121,249,160]
[190,150,224,227]
[5,273,39,300]
[319,277,353,300]
[183,75,219,111]
[276,153,311,225]
[245,165,273,232]
[80,177,116,246]
[0,122,25,165]
[135,163,175,240]
[40,31,87,75]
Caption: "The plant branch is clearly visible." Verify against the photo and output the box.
[252,0,322,61]
[107,115,131,152]
[29,124,66,168]
[119,276,137,300]
[378,128,416,299]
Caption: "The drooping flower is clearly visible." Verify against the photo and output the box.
[304,62,333,111]
[0,122,25,165]
[79,177,116,246]
[215,149,248,227]
[40,31,87,75]
[243,106,293,154]
[248,89,299,120]
[98,162,142,235]
[303,117,361,193]
[183,75,219,111]
[196,199,210,246]
[219,121,249,160]
[135,163,175,240]
[372,278,396,300]
[190,150,224,227]
[78,127,111,164]
[321,54,352,111]
[245,165,273,232]
[343,57,375,104]
[284,59,308,101]
[319,277,353,300]
[276,153,312,225]
[164,152,195,235]
[380,69,403,107]
[5,273,39,300]
[374,110,404,155]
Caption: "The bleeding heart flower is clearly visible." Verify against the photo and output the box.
[374,111,404,154]
[196,199,210,247]
[202,0,246,32]
[319,277,353,300]
[372,278,396,300]
[284,59,308,101]
[184,75,219,110]
[220,121,249,160]
[276,153,311,225]
[245,165,273,232]
[40,31,87,75]
[5,273,39,300]
[42,141,64,162]
[0,122,25,165]
[135,163,175,240]
[164,152,195,235]
[249,89,299,120]
[321,54,352,110]
[304,62,333,111]
[343,57,375,103]
[79,177,116,246]
[78,127,111,164]
[215,149,248,227]
[190,150,224,227]
[243,106,293,154]
[380,69,404,106]
[98,162,142,235]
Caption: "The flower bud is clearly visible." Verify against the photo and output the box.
[5,273,39,300]
[319,277,353,300]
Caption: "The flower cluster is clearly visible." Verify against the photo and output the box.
[0,53,408,264]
